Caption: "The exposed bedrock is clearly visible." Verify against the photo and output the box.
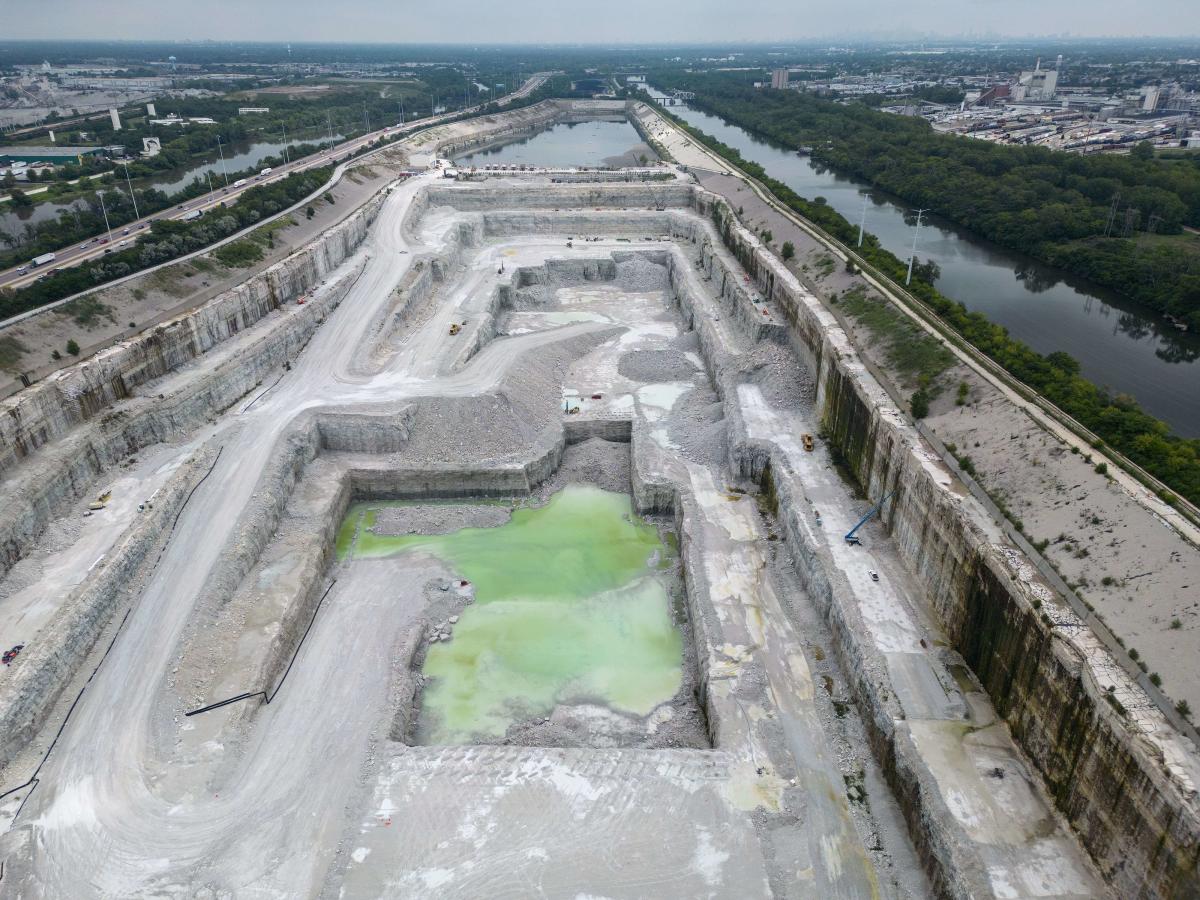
[0,201,381,583]
[0,442,222,770]
[685,186,1199,898]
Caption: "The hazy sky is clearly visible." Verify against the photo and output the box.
[10,0,1200,43]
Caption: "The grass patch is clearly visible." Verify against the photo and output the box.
[60,296,115,328]
[834,284,955,388]
[146,266,193,298]
[813,253,836,277]
[213,240,265,268]
[213,214,297,269]
[0,335,27,371]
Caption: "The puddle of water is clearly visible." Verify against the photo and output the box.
[336,484,683,743]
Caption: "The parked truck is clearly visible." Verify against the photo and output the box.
[30,252,56,268]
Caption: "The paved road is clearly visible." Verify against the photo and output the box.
[0,74,548,295]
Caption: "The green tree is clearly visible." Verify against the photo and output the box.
[1131,141,1154,161]
[781,241,795,260]
[910,389,930,420]
[9,188,32,208]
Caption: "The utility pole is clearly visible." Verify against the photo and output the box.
[121,161,139,219]
[206,170,215,204]
[215,136,230,187]
[398,98,404,126]
[362,101,370,135]
[98,190,114,246]
[905,208,928,286]
[326,113,334,150]
[857,194,868,248]
[281,123,290,164]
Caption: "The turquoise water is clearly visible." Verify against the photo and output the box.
[336,485,684,743]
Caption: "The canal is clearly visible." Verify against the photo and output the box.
[455,118,655,169]
[647,89,1200,437]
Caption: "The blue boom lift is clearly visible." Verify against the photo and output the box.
[844,490,896,546]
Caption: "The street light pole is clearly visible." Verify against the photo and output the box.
[215,136,230,187]
[121,161,140,219]
[281,123,290,164]
[98,191,114,245]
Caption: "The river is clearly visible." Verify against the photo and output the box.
[646,88,1200,437]
[1,131,342,238]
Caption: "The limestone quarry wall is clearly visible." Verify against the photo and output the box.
[0,443,221,770]
[687,187,1200,898]
[0,196,383,581]
[0,193,384,478]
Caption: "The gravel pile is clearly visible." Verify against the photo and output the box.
[373,504,511,536]
[404,329,621,464]
[737,342,816,411]
[618,349,697,384]
[667,385,728,468]
[537,438,631,497]
[615,253,671,293]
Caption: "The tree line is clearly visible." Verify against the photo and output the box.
[655,103,1200,507]
[0,167,331,321]
[654,72,1200,330]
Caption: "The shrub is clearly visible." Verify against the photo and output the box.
[910,389,930,420]
[781,241,795,260]
[1095,462,1108,475]
[1177,700,1192,718]
[65,339,80,356]
[1150,672,1162,687]
[1171,618,1183,630]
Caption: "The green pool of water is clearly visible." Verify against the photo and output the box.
[336,484,684,743]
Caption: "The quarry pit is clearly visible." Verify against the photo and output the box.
[0,100,1196,899]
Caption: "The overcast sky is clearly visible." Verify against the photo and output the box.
[9,0,1200,43]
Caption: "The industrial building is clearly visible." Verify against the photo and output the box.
[0,145,106,165]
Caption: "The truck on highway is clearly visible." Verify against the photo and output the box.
[30,252,56,268]
[233,178,247,188]
[181,209,204,222]
[259,167,273,177]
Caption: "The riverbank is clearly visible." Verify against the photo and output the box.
[643,88,1200,438]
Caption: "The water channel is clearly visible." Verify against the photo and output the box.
[646,88,1200,437]
[1,132,342,238]
[455,118,654,169]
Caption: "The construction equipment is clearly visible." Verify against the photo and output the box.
[801,433,814,452]
[449,323,461,336]
[844,490,897,546]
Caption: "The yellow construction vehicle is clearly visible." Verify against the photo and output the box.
[802,434,815,452]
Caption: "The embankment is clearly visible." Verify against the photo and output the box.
[0,194,385,580]
[685,185,1199,898]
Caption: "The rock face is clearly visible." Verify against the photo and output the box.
[0,195,384,581]
[690,187,1200,899]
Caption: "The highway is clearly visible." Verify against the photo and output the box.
[0,73,548,295]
